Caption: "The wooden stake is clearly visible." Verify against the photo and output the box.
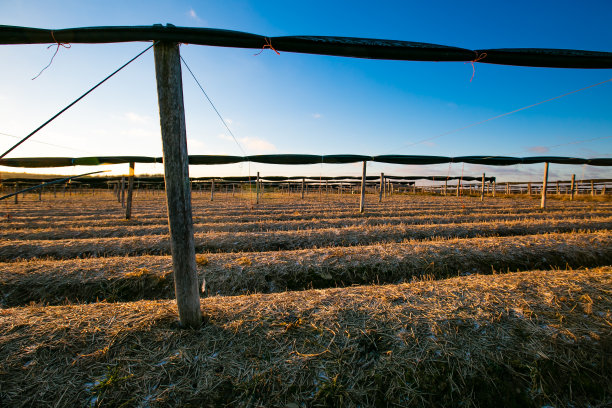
[570,174,575,200]
[379,173,384,202]
[154,41,201,328]
[256,172,260,204]
[301,177,305,200]
[120,177,126,208]
[591,180,595,196]
[541,162,549,209]
[444,179,447,196]
[210,178,215,201]
[480,172,485,201]
[359,161,367,213]
[125,162,135,219]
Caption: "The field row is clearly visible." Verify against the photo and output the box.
[3,194,610,223]
[1,216,610,261]
[1,267,609,407]
[1,231,610,307]
[2,209,611,240]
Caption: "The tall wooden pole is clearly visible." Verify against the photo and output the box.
[120,177,126,208]
[444,179,447,196]
[570,174,575,200]
[541,162,549,209]
[379,173,384,202]
[591,180,595,196]
[359,161,367,213]
[154,41,201,328]
[210,178,215,201]
[301,177,305,200]
[256,172,260,204]
[125,162,135,219]
[480,173,485,201]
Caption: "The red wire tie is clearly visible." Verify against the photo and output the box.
[31,31,71,80]
[254,37,280,56]
[467,52,487,82]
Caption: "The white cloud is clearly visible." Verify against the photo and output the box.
[239,137,276,152]
[526,146,550,154]
[187,138,206,151]
[312,113,322,119]
[217,133,233,141]
[188,8,201,21]
[217,133,275,153]
[120,128,157,139]
[124,112,151,124]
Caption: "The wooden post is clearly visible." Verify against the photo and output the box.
[210,179,215,201]
[120,177,126,208]
[379,173,384,202]
[591,180,595,196]
[14,182,18,204]
[154,40,201,328]
[541,162,549,209]
[528,182,532,195]
[256,172,260,204]
[359,161,367,213]
[125,162,135,219]
[444,179,448,196]
[456,179,461,197]
[556,180,560,195]
[301,177,305,200]
[570,174,575,200]
[480,173,485,201]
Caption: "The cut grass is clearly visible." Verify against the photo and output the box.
[1,231,610,306]
[1,216,610,261]
[1,267,610,407]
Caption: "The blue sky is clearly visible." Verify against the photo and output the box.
[0,0,610,181]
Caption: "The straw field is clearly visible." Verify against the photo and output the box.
[1,188,611,407]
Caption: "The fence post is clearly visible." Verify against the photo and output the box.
[210,178,215,201]
[570,174,575,200]
[480,172,485,201]
[120,177,126,208]
[256,172,260,204]
[379,173,384,202]
[125,162,135,219]
[541,162,549,209]
[591,180,595,196]
[444,179,448,196]
[359,161,367,213]
[154,40,201,328]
